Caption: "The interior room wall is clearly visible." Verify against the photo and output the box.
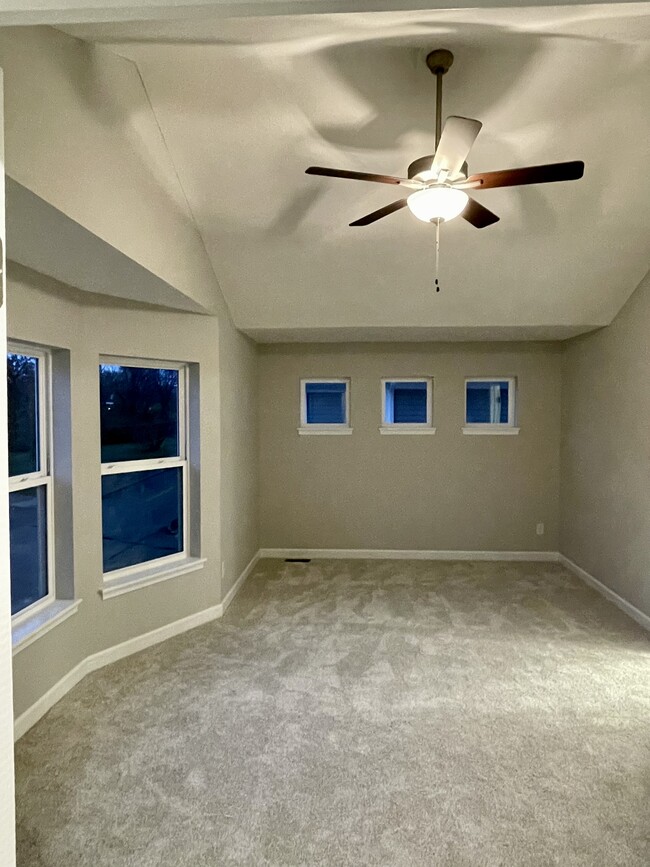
[0,26,220,313]
[218,318,259,597]
[7,263,258,722]
[561,270,650,617]
[0,124,17,856]
[258,342,562,553]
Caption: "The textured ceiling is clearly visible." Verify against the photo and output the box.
[64,4,650,340]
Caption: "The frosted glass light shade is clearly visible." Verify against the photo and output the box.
[407,186,469,222]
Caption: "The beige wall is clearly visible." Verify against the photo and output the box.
[259,343,561,552]
[561,270,650,617]
[8,263,258,720]
[218,316,259,596]
[0,75,17,855]
[0,26,220,312]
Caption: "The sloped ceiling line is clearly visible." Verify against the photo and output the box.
[127,50,238,325]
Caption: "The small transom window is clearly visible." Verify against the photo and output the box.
[381,379,433,432]
[300,379,350,431]
[464,378,517,430]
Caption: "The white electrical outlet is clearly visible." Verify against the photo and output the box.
[536,523,545,536]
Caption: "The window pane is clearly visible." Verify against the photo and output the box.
[385,381,428,424]
[305,382,347,425]
[7,352,40,477]
[10,486,48,615]
[466,381,510,424]
[102,467,183,573]
[100,364,180,463]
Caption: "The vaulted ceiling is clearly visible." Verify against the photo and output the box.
[60,3,650,340]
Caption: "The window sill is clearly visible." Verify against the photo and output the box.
[101,556,207,600]
[380,427,436,435]
[12,599,82,655]
[462,426,520,436]
[298,428,353,436]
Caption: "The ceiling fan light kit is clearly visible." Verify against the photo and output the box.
[305,48,584,231]
[407,186,469,223]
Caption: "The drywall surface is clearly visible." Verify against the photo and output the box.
[0,76,17,856]
[7,264,229,720]
[0,26,219,312]
[0,298,16,862]
[259,342,561,552]
[561,270,650,617]
[218,319,259,596]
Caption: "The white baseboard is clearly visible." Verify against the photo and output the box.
[13,657,89,743]
[14,552,260,742]
[559,554,650,632]
[260,548,560,563]
[221,551,260,615]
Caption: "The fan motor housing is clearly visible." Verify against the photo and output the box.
[408,155,468,182]
[408,155,435,180]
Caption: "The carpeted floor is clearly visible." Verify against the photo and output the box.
[14,559,650,866]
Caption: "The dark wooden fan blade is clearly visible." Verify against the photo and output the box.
[306,166,417,187]
[462,197,500,228]
[349,199,409,227]
[466,160,584,190]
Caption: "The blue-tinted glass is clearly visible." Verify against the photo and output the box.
[305,382,347,425]
[100,365,179,463]
[386,381,428,424]
[9,486,48,615]
[7,353,40,477]
[466,381,509,424]
[102,467,183,572]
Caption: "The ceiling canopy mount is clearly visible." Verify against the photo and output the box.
[425,48,455,76]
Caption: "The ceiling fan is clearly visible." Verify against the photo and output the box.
[305,49,584,229]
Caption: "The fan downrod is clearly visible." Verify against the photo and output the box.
[426,49,454,76]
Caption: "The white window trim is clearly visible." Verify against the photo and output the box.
[100,356,191,588]
[380,377,435,434]
[100,556,207,600]
[299,378,351,434]
[462,426,520,436]
[463,376,519,434]
[8,342,57,624]
[12,599,82,655]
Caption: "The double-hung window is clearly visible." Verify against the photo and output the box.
[7,345,54,618]
[381,378,435,434]
[463,377,519,434]
[100,358,189,582]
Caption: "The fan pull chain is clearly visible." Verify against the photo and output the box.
[434,218,441,292]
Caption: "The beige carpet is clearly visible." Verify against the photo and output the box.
[14,559,650,866]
